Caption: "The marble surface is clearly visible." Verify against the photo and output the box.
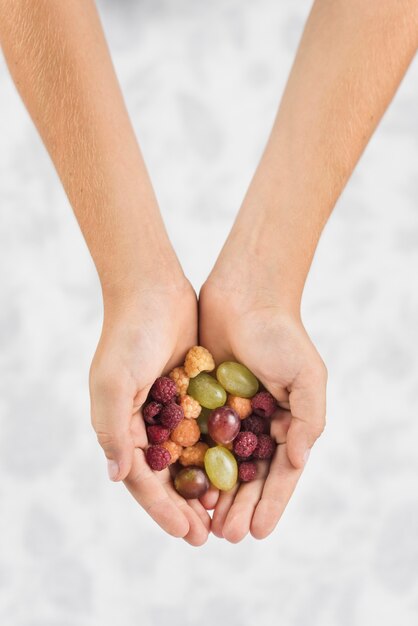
[1,1,418,624]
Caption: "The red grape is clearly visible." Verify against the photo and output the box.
[208,406,240,445]
[174,466,210,499]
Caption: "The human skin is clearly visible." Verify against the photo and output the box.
[1,0,417,545]
[200,0,418,541]
[0,0,213,546]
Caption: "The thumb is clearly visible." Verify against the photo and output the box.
[90,377,136,482]
[286,363,327,469]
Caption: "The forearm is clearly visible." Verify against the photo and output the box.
[0,0,181,300]
[214,0,418,311]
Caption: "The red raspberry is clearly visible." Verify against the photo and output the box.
[241,414,268,436]
[251,391,277,419]
[143,401,162,425]
[147,424,170,445]
[160,402,184,430]
[150,376,177,404]
[145,445,171,471]
[253,434,275,460]
[233,431,258,458]
[239,461,257,482]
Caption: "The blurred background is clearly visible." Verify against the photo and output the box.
[1,1,418,624]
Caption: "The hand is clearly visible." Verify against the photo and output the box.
[199,280,327,542]
[89,278,212,546]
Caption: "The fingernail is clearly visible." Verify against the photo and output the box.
[303,448,311,465]
[107,459,119,481]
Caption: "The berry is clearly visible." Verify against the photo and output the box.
[251,391,277,419]
[179,394,202,419]
[146,445,171,471]
[239,461,257,482]
[169,366,190,396]
[253,434,275,460]
[143,401,162,425]
[147,424,170,445]
[179,442,209,467]
[171,418,201,447]
[233,431,258,458]
[174,467,210,499]
[227,395,252,420]
[241,414,269,436]
[184,346,215,378]
[150,376,177,404]
[162,440,182,464]
[160,402,184,430]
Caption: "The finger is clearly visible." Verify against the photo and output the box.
[222,461,269,543]
[270,408,292,444]
[168,489,211,547]
[90,383,136,481]
[211,484,240,538]
[199,485,220,510]
[286,364,327,468]
[124,448,190,538]
[250,443,303,539]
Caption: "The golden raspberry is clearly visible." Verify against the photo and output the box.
[170,418,201,447]
[169,366,189,396]
[162,440,182,464]
[184,346,215,378]
[227,394,252,420]
[180,394,202,419]
[179,442,209,467]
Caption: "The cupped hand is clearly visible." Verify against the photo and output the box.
[89,279,213,546]
[199,281,327,542]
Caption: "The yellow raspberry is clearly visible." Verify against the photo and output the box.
[162,440,182,464]
[179,442,209,467]
[227,394,252,420]
[184,346,215,378]
[171,418,201,447]
[180,394,202,419]
[169,366,189,396]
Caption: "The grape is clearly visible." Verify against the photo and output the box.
[197,407,211,434]
[216,361,259,398]
[187,373,227,409]
[174,466,210,499]
[208,406,240,445]
[204,446,238,491]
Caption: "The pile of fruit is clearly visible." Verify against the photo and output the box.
[143,346,277,499]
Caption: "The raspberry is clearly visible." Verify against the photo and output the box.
[239,461,257,482]
[147,424,170,445]
[227,395,252,420]
[233,431,258,458]
[160,402,184,430]
[169,366,190,396]
[184,346,215,378]
[145,445,171,471]
[251,391,277,419]
[253,434,275,460]
[150,376,177,404]
[179,394,202,419]
[179,442,208,467]
[162,440,182,464]
[241,414,269,436]
[143,401,162,425]
[171,418,201,447]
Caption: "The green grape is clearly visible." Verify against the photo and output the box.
[204,445,238,491]
[216,361,259,398]
[188,373,227,409]
[197,407,211,434]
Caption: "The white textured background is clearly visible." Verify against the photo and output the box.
[1,1,418,624]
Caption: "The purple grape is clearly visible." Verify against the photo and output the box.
[208,406,241,445]
[174,466,210,499]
